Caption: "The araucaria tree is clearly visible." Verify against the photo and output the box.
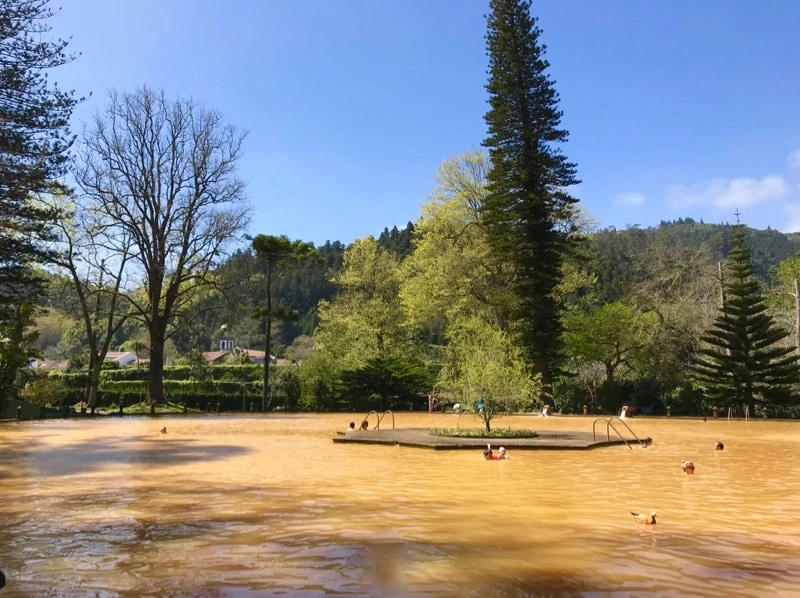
[251,234,317,412]
[76,87,249,404]
[0,0,78,313]
[693,226,800,414]
[481,0,579,398]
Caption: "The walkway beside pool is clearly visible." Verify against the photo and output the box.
[333,428,635,450]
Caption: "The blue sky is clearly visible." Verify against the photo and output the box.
[51,0,800,245]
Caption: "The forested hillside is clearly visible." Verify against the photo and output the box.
[31,218,800,364]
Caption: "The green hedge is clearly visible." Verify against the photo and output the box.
[98,364,264,382]
[46,364,295,411]
[99,380,263,408]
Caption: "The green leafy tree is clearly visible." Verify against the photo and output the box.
[401,151,513,334]
[0,0,79,312]
[305,237,413,408]
[0,302,40,403]
[693,226,800,413]
[339,356,431,412]
[772,253,800,355]
[45,192,132,411]
[562,302,660,384]
[272,366,301,411]
[21,374,68,407]
[481,0,580,398]
[251,234,317,411]
[439,315,541,432]
[314,237,409,367]
[183,348,211,399]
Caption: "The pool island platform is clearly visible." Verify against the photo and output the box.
[333,428,638,450]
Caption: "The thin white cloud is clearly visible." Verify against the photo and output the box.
[665,176,789,209]
[783,203,800,233]
[789,149,800,170]
[614,192,645,206]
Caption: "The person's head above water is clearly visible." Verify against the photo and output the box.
[715,441,724,451]
[349,421,355,430]
[483,449,493,459]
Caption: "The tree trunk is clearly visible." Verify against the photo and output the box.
[148,333,165,404]
[262,267,273,412]
[83,352,95,408]
[605,363,614,384]
[485,417,491,433]
[87,359,103,409]
[794,278,800,356]
[534,358,553,404]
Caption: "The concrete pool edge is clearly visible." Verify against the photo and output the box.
[333,428,636,450]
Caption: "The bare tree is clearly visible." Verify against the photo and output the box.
[45,192,132,412]
[76,87,250,404]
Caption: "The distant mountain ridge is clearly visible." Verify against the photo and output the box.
[595,218,800,282]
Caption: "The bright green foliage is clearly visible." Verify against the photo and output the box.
[21,375,69,407]
[314,237,408,366]
[0,302,40,402]
[438,315,541,431]
[772,253,800,354]
[305,237,415,409]
[562,302,660,383]
[181,348,211,396]
[339,356,431,411]
[272,366,301,411]
[693,227,800,412]
[481,0,579,393]
[401,151,512,332]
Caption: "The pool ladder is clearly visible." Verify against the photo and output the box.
[592,417,641,449]
[362,410,395,430]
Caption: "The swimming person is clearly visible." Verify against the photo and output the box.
[348,421,356,431]
[715,441,724,451]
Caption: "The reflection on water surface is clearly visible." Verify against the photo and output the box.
[1,414,799,596]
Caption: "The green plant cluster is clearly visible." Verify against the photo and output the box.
[429,428,538,438]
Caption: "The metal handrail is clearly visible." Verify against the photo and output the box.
[381,410,395,429]
[592,417,641,450]
[361,409,395,430]
[592,418,607,441]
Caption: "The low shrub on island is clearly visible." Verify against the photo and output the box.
[429,428,538,438]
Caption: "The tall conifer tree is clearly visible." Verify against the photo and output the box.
[481,0,579,395]
[693,225,800,414]
[0,0,78,312]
